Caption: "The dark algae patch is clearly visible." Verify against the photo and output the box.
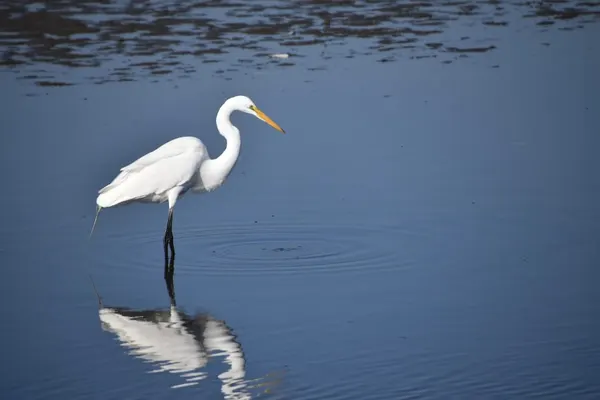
[1,0,598,86]
[35,80,73,87]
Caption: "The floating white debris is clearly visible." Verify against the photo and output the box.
[270,53,289,59]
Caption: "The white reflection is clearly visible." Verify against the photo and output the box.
[92,252,284,398]
[98,303,264,398]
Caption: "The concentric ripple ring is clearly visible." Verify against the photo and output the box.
[105,220,424,277]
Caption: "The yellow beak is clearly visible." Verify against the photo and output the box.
[252,106,286,134]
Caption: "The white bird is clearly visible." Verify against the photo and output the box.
[91,95,285,261]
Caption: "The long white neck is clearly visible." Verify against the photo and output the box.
[200,101,241,190]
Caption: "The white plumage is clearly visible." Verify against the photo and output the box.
[97,136,208,208]
[91,95,285,256]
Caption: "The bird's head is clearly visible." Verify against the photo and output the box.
[230,95,285,134]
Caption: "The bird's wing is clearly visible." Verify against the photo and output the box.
[97,149,205,207]
[99,137,206,195]
[120,137,204,173]
[98,137,207,206]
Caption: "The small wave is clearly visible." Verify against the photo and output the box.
[103,220,424,277]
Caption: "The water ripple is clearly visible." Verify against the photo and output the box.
[106,221,421,277]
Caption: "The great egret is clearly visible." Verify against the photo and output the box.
[92,95,285,263]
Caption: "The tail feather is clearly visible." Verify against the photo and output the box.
[98,171,129,194]
[96,171,144,208]
[96,187,140,209]
[96,189,121,208]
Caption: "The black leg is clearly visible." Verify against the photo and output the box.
[163,237,169,279]
[168,212,175,258]
[163,208,176,306]
[166,208,175,255]
[163,208,175,275]
[165,255,176,307]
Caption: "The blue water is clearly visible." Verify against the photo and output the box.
[1,1,599,399]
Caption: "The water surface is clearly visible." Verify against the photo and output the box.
[1,1,599,399]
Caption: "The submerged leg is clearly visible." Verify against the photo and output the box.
[165,255,176,307]
[163,232,169,277]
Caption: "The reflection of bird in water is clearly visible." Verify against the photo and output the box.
[91,95,285,269]
[92,268,283,398]
[98,305,253,395]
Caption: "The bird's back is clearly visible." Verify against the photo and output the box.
[97,137,208,208]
